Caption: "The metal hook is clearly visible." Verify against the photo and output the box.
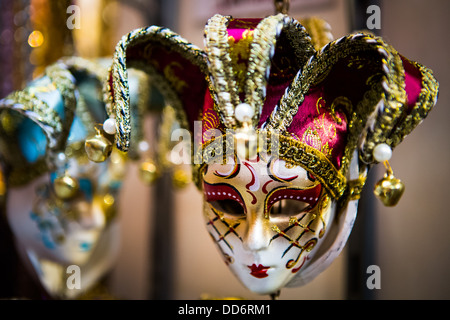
[270,290,281,300]
[383,160,394,176]
[274,0,290,14]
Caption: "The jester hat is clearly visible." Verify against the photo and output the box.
[0,57,111,188]
[105,13,438,207]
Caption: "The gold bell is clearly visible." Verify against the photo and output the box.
[373,161,405,207]
[98,193,116,223]
[139,159,160,184]
[53,174,79,200]
[172,168,191,189]
[85,126,113,163]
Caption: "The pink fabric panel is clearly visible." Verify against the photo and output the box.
[401,55,423,112]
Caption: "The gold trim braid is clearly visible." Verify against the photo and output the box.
[193,131,347,199]
[386,59,439,148]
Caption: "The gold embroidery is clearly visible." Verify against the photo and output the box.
[330,96,352,124]
[314,114,337,140]
[300,97,336,160]
[316,96,325,114]
[347,55,366,70]
[202,109,221,141]
[302,127,322,151]
[163,62,188,93]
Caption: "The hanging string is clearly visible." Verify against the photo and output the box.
[383,160,393,176]
[274,0,290,14]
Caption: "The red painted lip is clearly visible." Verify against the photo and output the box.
[248,264,270,278]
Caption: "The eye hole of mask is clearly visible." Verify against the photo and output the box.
[269,199,311,217]
[209,199,245,218]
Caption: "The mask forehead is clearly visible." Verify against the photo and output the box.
[204,152,317,193]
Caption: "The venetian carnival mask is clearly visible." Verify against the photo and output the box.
[0,57,149,298]
[98,12,437,297]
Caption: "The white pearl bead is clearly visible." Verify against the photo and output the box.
[234,103,254,122]
[55,152,66,167]
[103,118,116,135]
[373,143,392,162]
[138,140,149,153]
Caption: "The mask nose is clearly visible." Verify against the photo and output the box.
[76,201,106,229]
[243,212,272,252]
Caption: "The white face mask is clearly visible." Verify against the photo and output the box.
[202,151,336,295]
[5,149,124,265]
